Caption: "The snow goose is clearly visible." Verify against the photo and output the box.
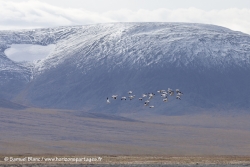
[144,100,150,106]
[168,88,174,96]
[121,97,127,100]
[161,93,167,98]
[112,95,118,99]
[107,97,110,103]
[128,95,135,100]
[128,91,132,94]
[162,91,167,94]
[177,92,183,96]
[148,93,155,99]
[159,90,166,93]
[176,89,183,95]
[163,98,168,102]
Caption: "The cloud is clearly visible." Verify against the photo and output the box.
[0,0,112,29]
[0,0,250,34]
[103,8,250,34]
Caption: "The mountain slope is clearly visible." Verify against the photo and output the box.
[0,98,27,110]
[0,26,81,99]
[0,52,32,99]
[0,23,250,114]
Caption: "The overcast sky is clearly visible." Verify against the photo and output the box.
[0,0,250,34]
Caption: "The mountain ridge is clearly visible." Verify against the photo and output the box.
[0,22,250,113]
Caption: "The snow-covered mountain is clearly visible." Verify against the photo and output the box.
[0,23,250,114]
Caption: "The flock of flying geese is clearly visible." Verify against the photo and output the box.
[107,88,183,108]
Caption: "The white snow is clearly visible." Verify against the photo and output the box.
[4,44,55,62]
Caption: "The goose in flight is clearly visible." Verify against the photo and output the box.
[161,93,167,98]
[121,97,127,100]
[142,94,147,98]
[158,90,166,93]
[177,92,183,96]
[128,91,133,94]
[176,95,181,100]
[162,91,167,94]
[144,100,150,106]
[163,98,168,102]
[139,98,143,101]
[112,95,118,99]
[129,95,135,100]
[176,89,183,95]
[168,88,174,96]
[107,97,110,103]
[149,105,154,108]
[148,93,155,99]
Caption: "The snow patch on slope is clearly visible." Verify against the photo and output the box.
[4,44,55,62]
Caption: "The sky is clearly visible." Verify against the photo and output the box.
[0,0,250,34]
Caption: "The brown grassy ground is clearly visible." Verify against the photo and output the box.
[0,107,250,165]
